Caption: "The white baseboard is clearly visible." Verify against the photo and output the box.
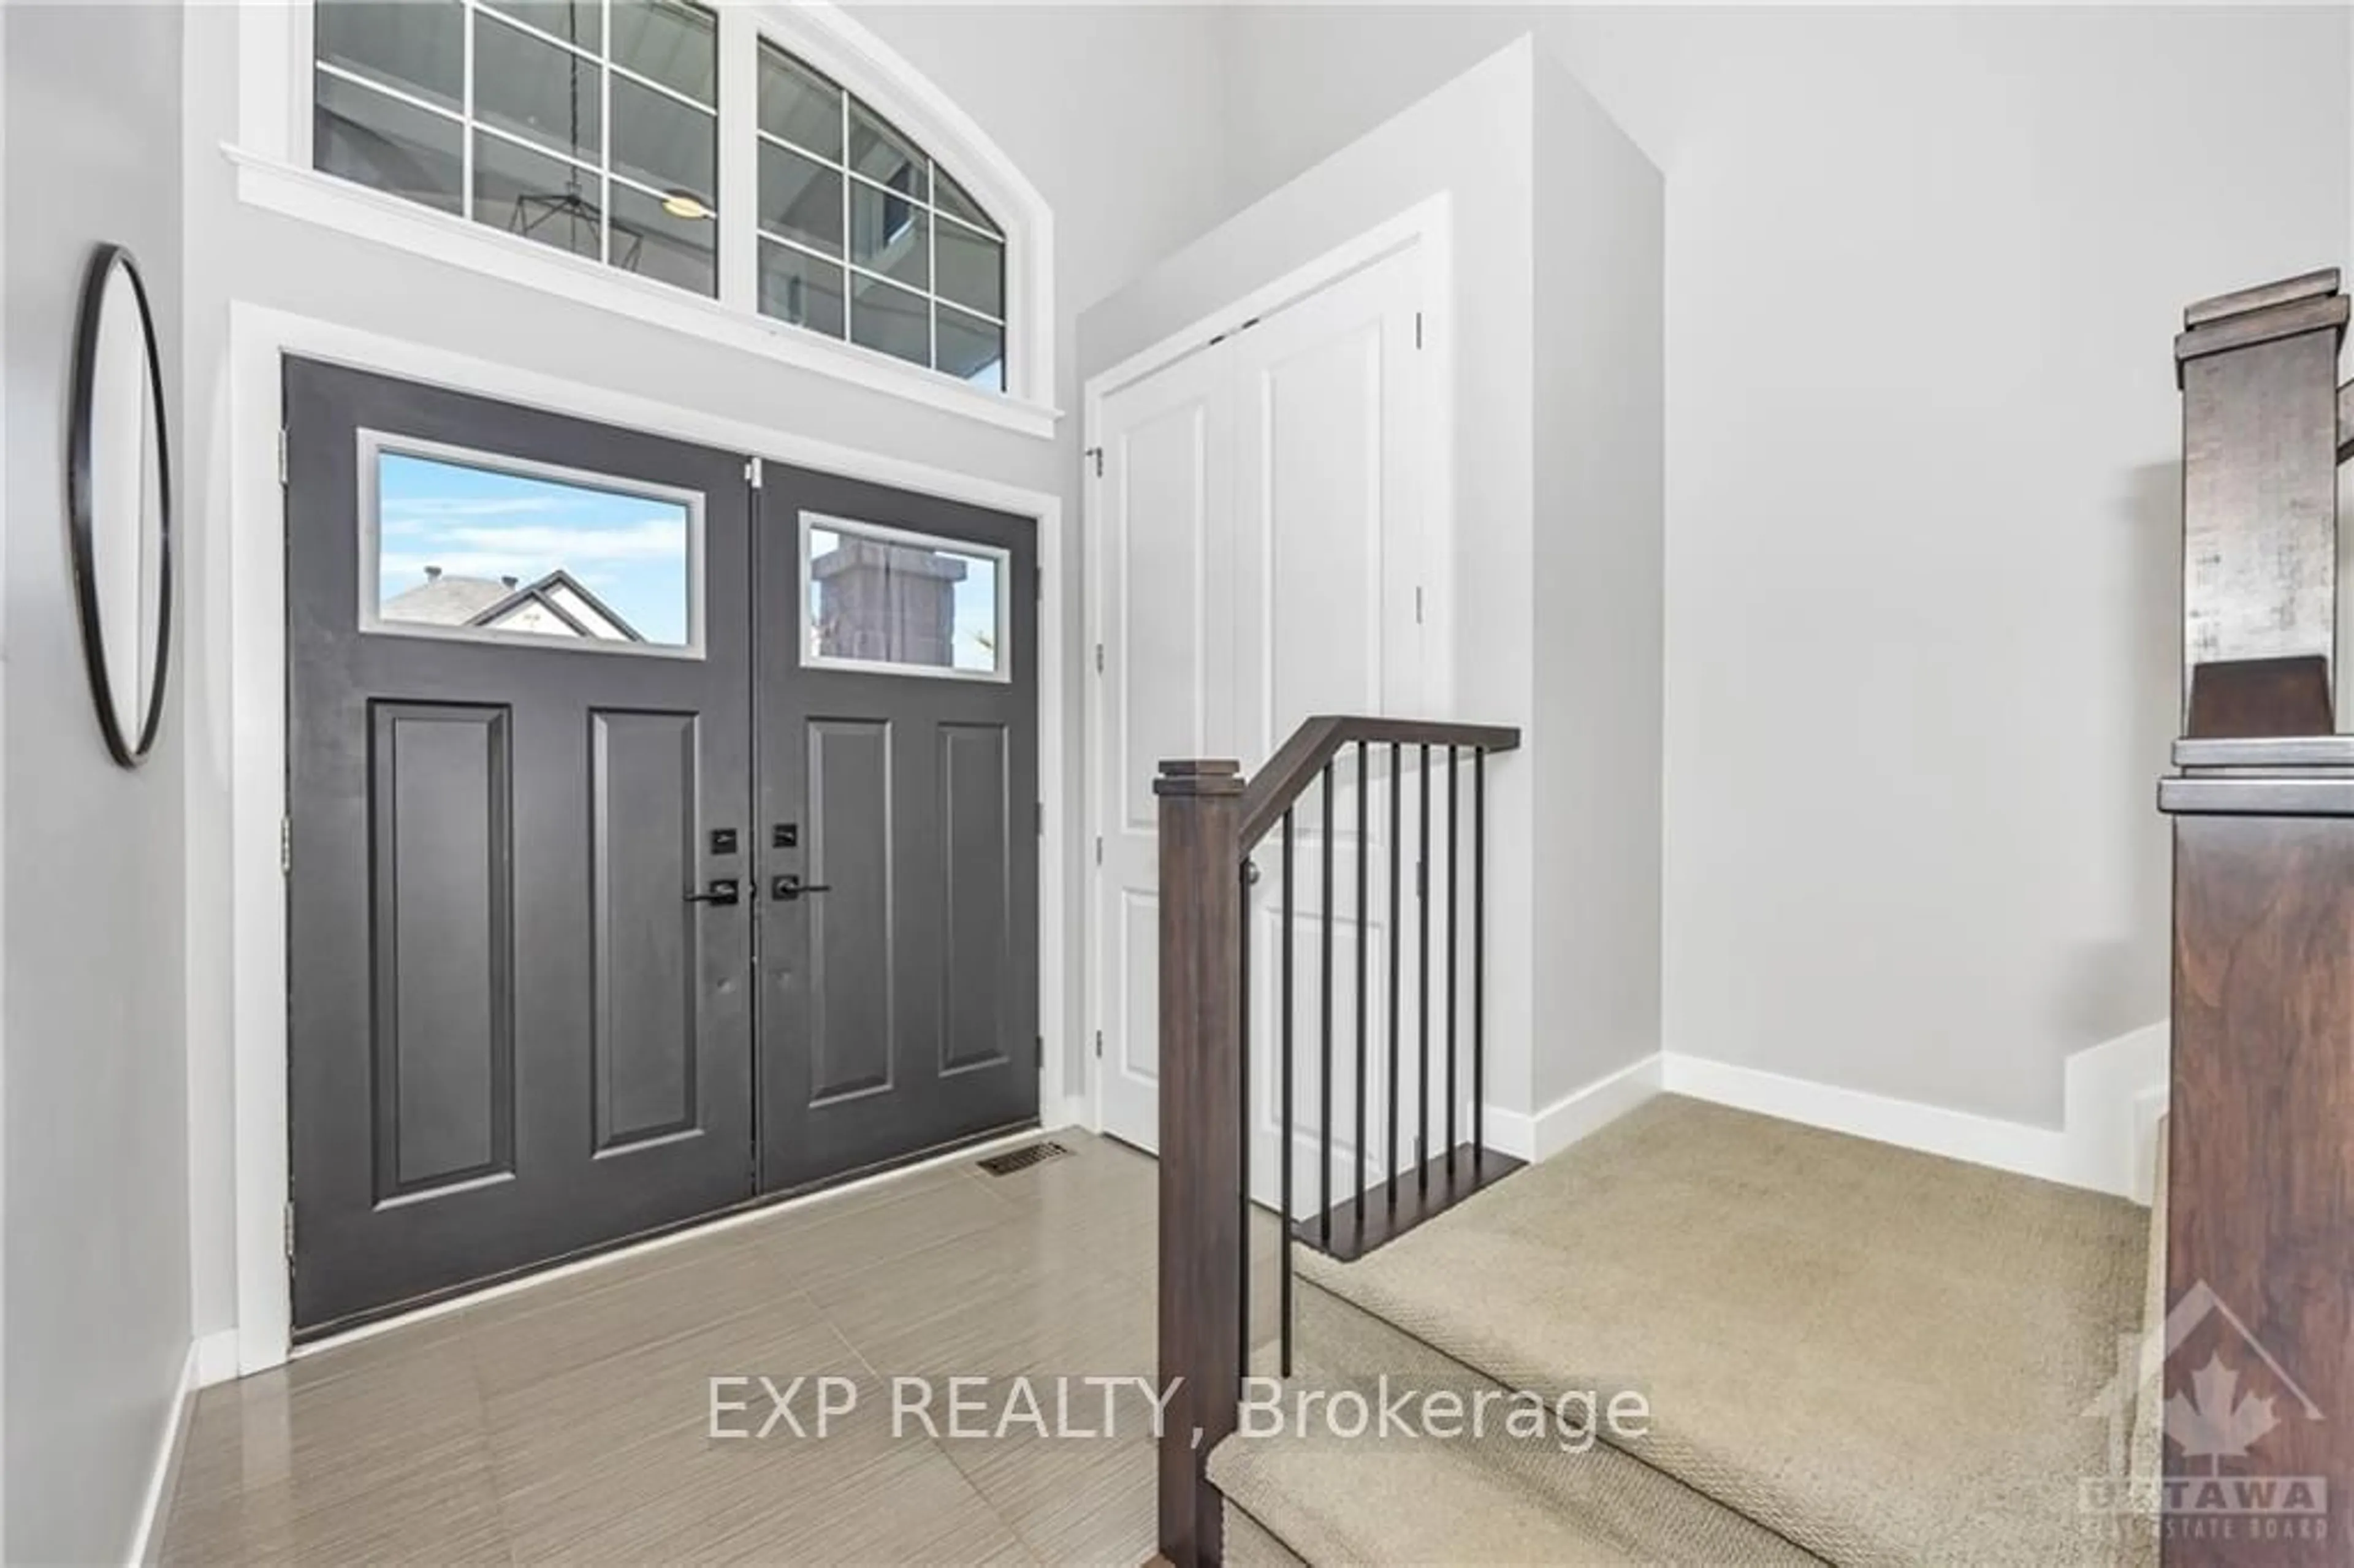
[125,1339,201,1565]
[1660,1022,2169,1201]
[1484,1052,1664,1163]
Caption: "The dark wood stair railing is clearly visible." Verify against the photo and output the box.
[1154,715,1520,1567]
[2160,268,2354,1566]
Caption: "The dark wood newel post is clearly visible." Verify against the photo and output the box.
[2161,270,2354,1564]
[1155,758,1244,1568]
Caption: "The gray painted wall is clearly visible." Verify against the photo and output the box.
[4,4,191,1561]
[176,2,1233,1342]
[1216,5,2350,1126]
[1528,50,1665,1108]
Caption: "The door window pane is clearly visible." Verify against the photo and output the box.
[474,12,601,163]
[804,516,1006,678]
[759,242,847,337]
[314,72,463,216]
[371,446,696,652]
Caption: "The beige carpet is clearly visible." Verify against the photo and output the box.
[1287,1094,2152,1567]
[1211,1286,1822,1565]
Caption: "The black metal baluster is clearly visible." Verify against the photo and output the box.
[1386,741,1402,1206]
[1446,745,1460,1176]
[1237,853,1252,1390]
[1473,747,1487,1172]
[1417,743,1431,1193]
[1353,742,1368,1243]
[1279,809,1295,1376]
[1319,763,1335,1248]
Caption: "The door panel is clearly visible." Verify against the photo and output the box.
[1229,248,1431,1212]
[370,701,515,1198]
[587,708,704,1151]
[1091,243,1431,1190]
[1094,347,1230,1152]
[756,468,1038,1193]
[806,716,896,1105]
[940,722,1013,1076]
[286,360,755,1334]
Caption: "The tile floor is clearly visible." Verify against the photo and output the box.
[162,1132,1275,1565]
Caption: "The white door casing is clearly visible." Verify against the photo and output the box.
[1088,238,1440,1212]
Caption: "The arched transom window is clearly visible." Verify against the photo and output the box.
[310,0,1009,392]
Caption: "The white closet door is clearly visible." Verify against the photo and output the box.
[1090,242,1431,1179]
[1227,246,1431,1214]
[1094,346,1234,1154]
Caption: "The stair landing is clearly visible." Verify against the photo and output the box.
[1234,1094,2154,1566]
[1290,1143,1525,1262]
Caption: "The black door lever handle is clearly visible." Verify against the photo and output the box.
[684,878,741,906]
[772,875,834,901]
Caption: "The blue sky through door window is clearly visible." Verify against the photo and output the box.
[375,450,693,647]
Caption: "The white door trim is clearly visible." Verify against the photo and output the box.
[1078,194,1457,1136]
[222,303,1068,1374]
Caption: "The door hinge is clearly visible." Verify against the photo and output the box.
[1035,800,1045,837]
[1415,859,1426,900]
[1094,1029,1103,1060]
[280,816,292,877]
[1034,563,1043,603]
[1094,642,1105,674]
[1415,586,1424,625]
[1414,311,1424,349]
[283,1201,296,1260]
[745,456,764,489]
[276,427,289,487]
[1094,835,1103,866]
[1084,446,1103,479]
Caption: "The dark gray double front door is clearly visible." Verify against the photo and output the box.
[285,362,1037,1336]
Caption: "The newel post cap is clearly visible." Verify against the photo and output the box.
[1154,759,1244,797]
[2175,268,2347,382]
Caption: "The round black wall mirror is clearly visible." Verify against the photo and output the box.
[67,243,174,768]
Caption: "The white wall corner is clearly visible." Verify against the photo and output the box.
[2060,1021,2171,1204]
[1660,1023,2170,1201]
[1484,1051,1664,1163]
[124,1341,201,1566]
[192,1330,242,1391]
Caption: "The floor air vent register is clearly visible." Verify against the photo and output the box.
[977,1141,1072,1176]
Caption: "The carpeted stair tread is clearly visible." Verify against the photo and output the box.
[1293,1094,2151,1566]
[1209,1340,1823,1566]
[1214,1309,1817,1563]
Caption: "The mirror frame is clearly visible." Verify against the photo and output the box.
[66,243,175,769]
